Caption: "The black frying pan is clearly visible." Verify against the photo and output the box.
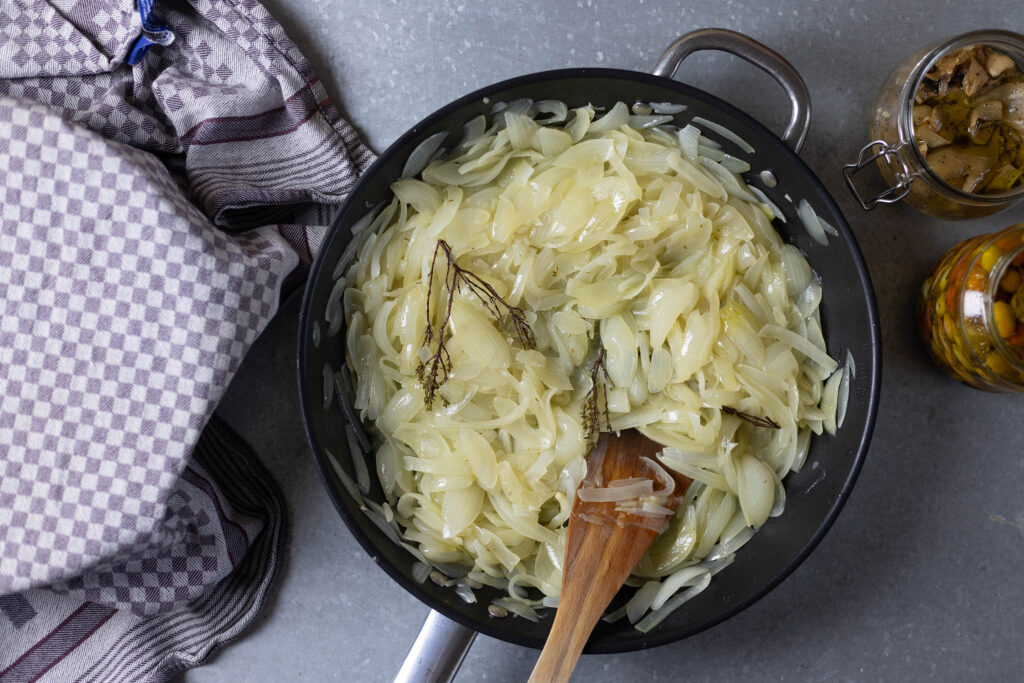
[298,28,881,678]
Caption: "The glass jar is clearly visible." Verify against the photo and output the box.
[919,223,1024,391]
[844,30,1024,219]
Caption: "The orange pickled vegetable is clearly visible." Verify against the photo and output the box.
[996,235,1022,250]
[1009,323,1024,347]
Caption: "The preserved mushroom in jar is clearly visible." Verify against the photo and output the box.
[919,223,1024,391]
[851,31,1024,218]
[912,45,1024,195]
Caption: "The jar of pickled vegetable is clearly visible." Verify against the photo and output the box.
[920,223,1024,390]
[845,30,1024,219]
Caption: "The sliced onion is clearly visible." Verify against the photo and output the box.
[588,101,629,133]
[454,580,477,604]
[577,479,654,502]
[795,280,824,321]
[324,276,346,337]
[749,185,786,222]
[639,501,676,517]
[566,106,594,141]
[535,99,569,122]
[691,116,755,154]
[797,198,829,246]
[703,553,736,578]
[636,571,712,633]
[651,566,708,610]
[585,435,610,488]
[402,131,449,179]
[346,424,371,494]
[836,357,852,430]
[677,124,700,160]
[492,598,540,622]
[736,454,775,528]
[792,427,812,472]
[641,456,675,497]
[336,366,371,452]
[459,114,487,147]
[650,102,688,114]
[324,447,363,506]
[760,324,838,374]
[491,97,532,117]
[608,477,649,488]
[442,486,484,539]
[505,111,537,150]
[821,366,844,435]
[706,526,755,562]
[697,143,726,161]
[779,244,813,297]
[412,561,432,583]
[820,215,839,236]
[628,114,675,129]
[699,157,759,203]
[769,473,786,518]
[648,347,673,393]
[334,201,386,278]
[719,154,751,174]
[626,580,661,624]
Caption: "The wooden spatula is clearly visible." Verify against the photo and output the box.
[528,429,691,683]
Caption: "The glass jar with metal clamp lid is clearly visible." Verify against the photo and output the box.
[844,30,1024,219]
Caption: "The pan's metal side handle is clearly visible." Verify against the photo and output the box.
[652,28,811,153]
[393,610,477,683]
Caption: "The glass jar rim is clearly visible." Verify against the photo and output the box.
[981,231,1024,373]
[898,29,1024,203]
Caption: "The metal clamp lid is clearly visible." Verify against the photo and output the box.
[843,140,918,210]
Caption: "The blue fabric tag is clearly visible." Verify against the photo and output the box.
[127,0,175,65]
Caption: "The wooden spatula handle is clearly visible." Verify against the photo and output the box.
[526,584,606,683]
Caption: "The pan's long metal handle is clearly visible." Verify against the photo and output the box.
[652,28,811,153]
[393,610,477,683]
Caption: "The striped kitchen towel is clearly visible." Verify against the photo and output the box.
[0,0,373,679]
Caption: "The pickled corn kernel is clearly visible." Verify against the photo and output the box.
[1000,267,1022,293]
[981,246,1003,272]
[942,313,957,341]
[994,301,1016,337]
[986,351,1013,377]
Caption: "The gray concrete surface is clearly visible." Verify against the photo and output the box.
[189,1,1024,680]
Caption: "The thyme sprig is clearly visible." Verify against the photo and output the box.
[721,405,780,429]
[417,240,535,408]
[582,347,612,443]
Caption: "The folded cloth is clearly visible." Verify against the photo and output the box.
[0,0,373,678]
[0,417,285,681]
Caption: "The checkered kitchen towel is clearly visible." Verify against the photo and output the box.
[0,0,373,679]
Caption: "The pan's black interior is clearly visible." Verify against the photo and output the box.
[297,69,881,653]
